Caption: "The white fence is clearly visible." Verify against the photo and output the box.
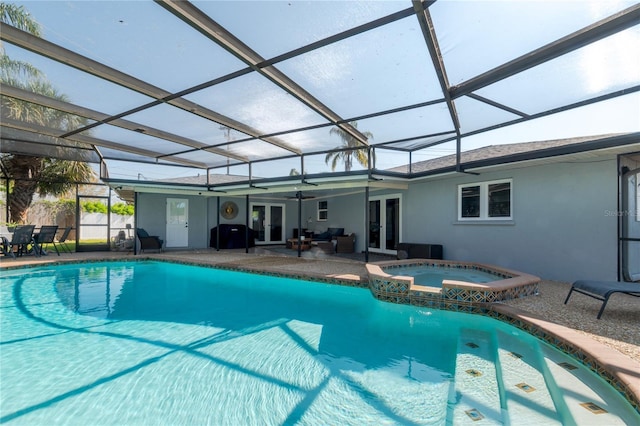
[79,213,134,241]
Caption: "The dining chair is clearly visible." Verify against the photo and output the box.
[35,225,59,255]
[1,225,38,258]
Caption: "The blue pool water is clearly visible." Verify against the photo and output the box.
[1,261,637,425]
[383,265,503,287]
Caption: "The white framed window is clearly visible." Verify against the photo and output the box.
[317,200,328,221]
[458,179,512,221]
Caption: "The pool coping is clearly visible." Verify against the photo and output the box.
[489,303,640,414]
[1,254,638,413]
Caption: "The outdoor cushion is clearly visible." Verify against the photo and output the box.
[564,279,640,319]
[315,231,330,240]
[327,227,344,237]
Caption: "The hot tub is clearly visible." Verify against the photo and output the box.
[365,259,540,309]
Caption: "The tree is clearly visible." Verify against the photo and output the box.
[1,2,95,223]
[325,121,374,172]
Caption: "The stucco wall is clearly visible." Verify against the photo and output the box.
[404,159,619,282]
[134,154,625,280]
[300,192,366,248]
[137,193,209,249]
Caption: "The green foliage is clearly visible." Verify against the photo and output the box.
[37,159,96,196]
[79,201,133,215]
[326,121,374,172]
[111,202,134,216]
[81,200,107,214]
[58,198,76,213]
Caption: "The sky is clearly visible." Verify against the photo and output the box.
[5,0,640,181]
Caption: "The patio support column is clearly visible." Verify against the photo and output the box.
[216,197,220,251]
[245,194,250,253]
[297,190,302,257]
[4,178,9,223]
[365,186,369,263]
[133,190,138,255]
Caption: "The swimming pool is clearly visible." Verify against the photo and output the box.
[1,261,637,425]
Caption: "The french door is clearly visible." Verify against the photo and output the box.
[251,203,285,244]
[369,194,402,254]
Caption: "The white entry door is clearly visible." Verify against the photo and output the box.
[368,194,402,254]
[166,198,189,248]
[251,203,285,244]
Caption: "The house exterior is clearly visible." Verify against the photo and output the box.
[118,134,640,283]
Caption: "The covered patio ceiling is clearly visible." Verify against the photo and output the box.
[1,0,639,193]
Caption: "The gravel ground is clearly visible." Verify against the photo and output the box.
[502,280,640,363]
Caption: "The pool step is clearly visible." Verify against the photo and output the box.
[448,328,504,425]
[540,345,635,425]
[495,330,563,425]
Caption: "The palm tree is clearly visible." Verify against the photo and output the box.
[325,121,374,172]
[1,2,95,223]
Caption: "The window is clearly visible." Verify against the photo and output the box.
[636,173,639,222]
[458,179,512,220]
[460,185,480,218]
[317,200,328,221]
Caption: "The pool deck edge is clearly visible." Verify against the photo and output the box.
[491,303,640,412]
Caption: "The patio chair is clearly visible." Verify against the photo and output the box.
[112,230,127,250]
[563,279,640,319]
[34,225,59,255]
[335,233,356,254]
[56,226,73,253]
[1,225,38,258]
[136,228,163,252]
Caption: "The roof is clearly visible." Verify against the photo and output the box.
[388,133,640,174]
[106,132,639,203]
[1,1,639,185]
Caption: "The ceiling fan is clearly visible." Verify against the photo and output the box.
[285,191,316,200]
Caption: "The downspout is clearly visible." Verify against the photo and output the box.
[618,156,623,281]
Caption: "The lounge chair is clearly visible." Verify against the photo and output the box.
[56,226,73,253]
[34,225,59,255]
[563,280,640,319]
[136,228,163,252]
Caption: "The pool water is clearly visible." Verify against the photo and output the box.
[1,261,637,425]
[383,265,503,287]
